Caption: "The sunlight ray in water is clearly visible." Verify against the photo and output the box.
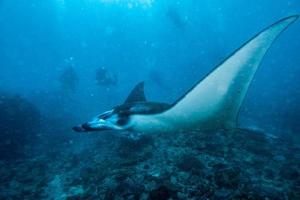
[56,0,155,9]
[95,0,155,8]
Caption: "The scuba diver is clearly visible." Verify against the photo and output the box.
[95,67,118,87]
[166,6,186,30]
[59,65,79,93]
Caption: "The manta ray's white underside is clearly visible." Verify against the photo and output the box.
[131,16,298,134]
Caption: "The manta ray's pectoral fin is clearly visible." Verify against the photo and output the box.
[124,81,147,103]
[157,15,298,130]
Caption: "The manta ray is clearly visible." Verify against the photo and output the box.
[73,15,298,134]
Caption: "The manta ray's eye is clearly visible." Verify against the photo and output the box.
[117,118,127,126]
[116,114,129,126]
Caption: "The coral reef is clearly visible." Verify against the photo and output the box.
[0,92,41,161]
[0,128,299,199]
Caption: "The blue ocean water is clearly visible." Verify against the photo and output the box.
[0,0,300,199]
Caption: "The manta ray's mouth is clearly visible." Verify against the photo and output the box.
[72,124,88,132]
[72,123,95,132]
[72,123,113,132]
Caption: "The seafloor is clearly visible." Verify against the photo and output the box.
[0,129,299,200]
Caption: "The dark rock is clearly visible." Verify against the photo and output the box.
[264,168,275,180]
[104,189,115,200]
[212,163,228,170]
[188,184,215,199]
[176,154,205,173]
[114,178,144,198]
[279,166,299,180]
[251,185,285,200]
[214,167,241,189]
[244,143,273,158]
[117,135,154,158]
[0,92,41,161]
[144,164,150,170]
[149,185,176,200]
[114,169,132,182]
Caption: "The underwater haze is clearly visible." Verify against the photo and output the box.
[0,0,300,199]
